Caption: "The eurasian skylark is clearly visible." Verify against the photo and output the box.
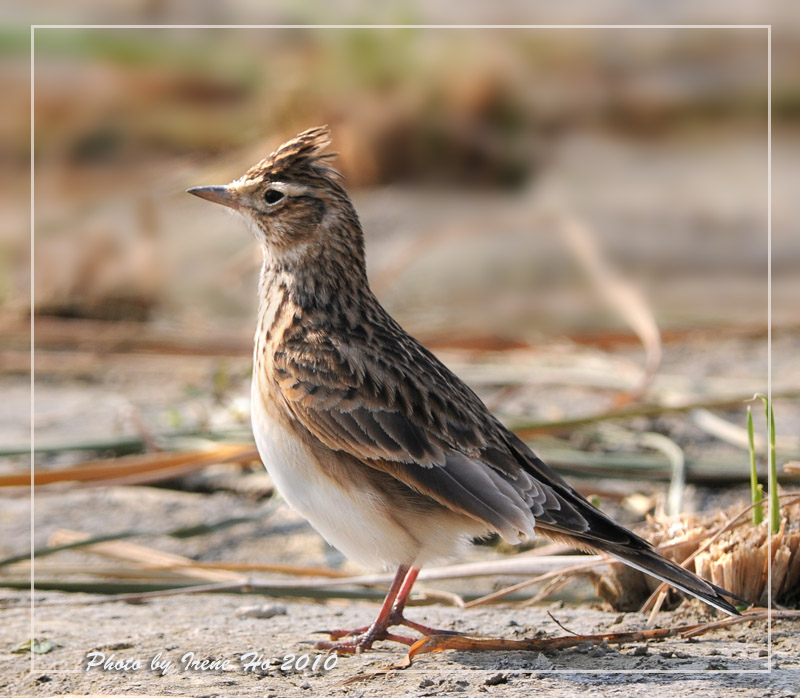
[188,126,739,653]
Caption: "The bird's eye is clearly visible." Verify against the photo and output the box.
[264,189,285,205]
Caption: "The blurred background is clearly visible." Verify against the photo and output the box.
[2,9,800,614]
[7,20,796,440]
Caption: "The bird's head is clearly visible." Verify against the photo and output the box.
[188,126,365,275]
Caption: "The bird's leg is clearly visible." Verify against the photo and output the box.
[386,567,461,637]
[315,565,462,653]
[315,565,417,653]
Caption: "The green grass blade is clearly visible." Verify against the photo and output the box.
[767,400,780,534]
[755,394,781,535]
[747,406,763,525]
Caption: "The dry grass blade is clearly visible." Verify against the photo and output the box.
[16,560,351,581]
[691,408,800,455]
[521,576,573,606]
[558,212,662,402]
[18,557,600,607]
[186,562,350,578]
[17,580,427,605]
[76,458,255,489]
[46,529,246,583]
[546,610,581,635]
[508,441,788,485]
[464,558,605,608]
[639,431,685,518]
[4,580,241,599]
[511,390,800,438]
[2,443,258,488]
[450,351,641,393]
[411,589,465,608]
[0,509,274,568]
[249,556,604,589]
[9,563,235,582]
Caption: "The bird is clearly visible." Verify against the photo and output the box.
[188,126,739,653]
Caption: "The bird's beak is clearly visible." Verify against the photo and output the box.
[187,185,240,211]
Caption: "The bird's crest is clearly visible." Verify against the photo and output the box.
[245,126,341,183]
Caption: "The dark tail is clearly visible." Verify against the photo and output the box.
[604,545,740,616]
[511,445,742,617]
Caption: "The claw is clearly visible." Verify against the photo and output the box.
[308,616,460,653]
[314,638,362,654]
[311,624,369,640]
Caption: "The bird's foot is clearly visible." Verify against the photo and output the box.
[388,610,461,639]
[314,625,416,654]
[314,610,460,654]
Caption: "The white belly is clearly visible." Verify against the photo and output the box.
[250,380,424,569]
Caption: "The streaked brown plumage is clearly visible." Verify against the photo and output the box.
[188,126,739,653]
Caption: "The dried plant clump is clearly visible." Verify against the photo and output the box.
[595,499,800,611]
[694,500,800,607]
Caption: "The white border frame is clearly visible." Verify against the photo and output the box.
[29,23,773,679]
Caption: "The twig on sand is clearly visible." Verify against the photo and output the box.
[341,608,799,682]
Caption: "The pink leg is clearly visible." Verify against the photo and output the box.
[389,567,460,636]
[391,566,420,616]
[315,565,416,653]
[316,566,460,653]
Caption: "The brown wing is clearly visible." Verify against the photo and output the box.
[272,327,742,616]
[271,324,622,545]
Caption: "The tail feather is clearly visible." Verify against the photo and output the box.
[605,546,740,616]
[514,447,741,616]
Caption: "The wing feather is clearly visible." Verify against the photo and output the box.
[271,326,624,545]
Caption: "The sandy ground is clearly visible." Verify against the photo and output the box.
[2,589,798,697]
[1,477,799,698]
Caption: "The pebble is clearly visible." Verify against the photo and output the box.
[484,673,508,686]
[237,603,288,619]
[533,652,554,670]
